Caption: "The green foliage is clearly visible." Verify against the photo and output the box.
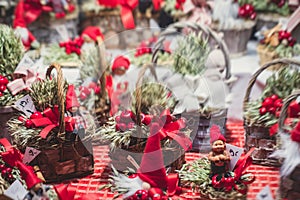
[43,44,81,65]
[173,32,210,76]
[238,0,290,15]
[163,0,184,17]
[177,158,246,200]
[274,44,300,58]
[131,82,177,114]
[244,67,300,126]
[0,24,24,79]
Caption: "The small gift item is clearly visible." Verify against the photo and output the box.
[8,64,94,183]
[178,125,255,200]
[243,58,300,167]
[98,64,192,172]
[211,0,256,57]
[256,24,300,69]
[271,92,300,200]
[13,0,78,44]
[0,138,58,199]
[106,122,183,199]
[151,22,234,152]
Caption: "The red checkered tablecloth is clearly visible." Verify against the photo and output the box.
[64,123,280,200]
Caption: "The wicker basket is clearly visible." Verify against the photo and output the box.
[109,64,187,173]
[152,22,232,153]
[277,92,300,200]
[28,64,94,183]
[243,58,300,167]
[257,44,281,70]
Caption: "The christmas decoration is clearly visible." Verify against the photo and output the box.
[257,24,300,66]
[212,0,256,56]
[0,138,58,200]
[104,122,184,199]
[8,64,95,183]
[244,58,300,166]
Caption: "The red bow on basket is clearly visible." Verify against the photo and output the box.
[98,0,138,29]
[21,105,75,139]
[211,148,256,194]
[0,138,42,190]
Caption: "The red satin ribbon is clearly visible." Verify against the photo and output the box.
[0,138,42,189]
[54,184,76,200]
[152,0,163,10]
[211,148,256,194]
[158,109,192,151]
[98,0,138,29]
[29,106,75,139]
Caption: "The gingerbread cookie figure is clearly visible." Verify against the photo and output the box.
[208,125,230,177]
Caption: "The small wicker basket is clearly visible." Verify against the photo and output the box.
[152,22,232,153]
[28,64,94,183]
[257,44,281,70]
[109,64,187,173]
[243,58,300,167]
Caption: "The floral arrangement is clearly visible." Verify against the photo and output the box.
[0,24,25,106]
[238,0,290,16]
[244,68,300,131]
[257,25,300,59]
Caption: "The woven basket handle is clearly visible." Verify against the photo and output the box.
[278,90,300,132]
[46,63,65,139]
[135,64,158,126]
[243,58,300,111]
[97,37,108,99]
[151,21,231,80]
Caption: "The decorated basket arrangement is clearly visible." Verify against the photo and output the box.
[243,58,300,167]
[271,92,300,200]
[97,64,192,173]
[151,22,234,152]
[0,24,26,140]
[103,121,188,200]
[256,24,300,69]
[238,0,291,31]
[80,0,152,49]
[211,0,257,57]
[177,125,255,200]
[0,138,60,200]
[8,64,95,183]
[13,0,79,44]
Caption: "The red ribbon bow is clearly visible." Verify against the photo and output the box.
[28,105,75,139]
[59,37,84,55]
[98,0,138,29]
[211,148,256,194]
[54,184,76,200]
[156,109,192,151]
[0,138,42,189]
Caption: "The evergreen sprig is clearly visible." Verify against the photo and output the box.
[177,158,246,200]
[173,32,210,76]
[43,44,81,65]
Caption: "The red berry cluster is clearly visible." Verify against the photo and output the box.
[278,30,296,47]
[259,94,283,117]
[0,163,15,183]
[175,0,185,10]
[0,75,9,97]
[59,37,84,55]
[271,0,286,8]
[134,37,157,57]
[238,4,256,20]
[18,111,44,128]
[115,110,152,132]
[79,82,101,101]
[126,190,149,200]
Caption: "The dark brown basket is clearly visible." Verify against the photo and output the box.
[278,92,300,199]
[109,64,187,173]
[0,106,16,142]
[30,64,94,183]
[243,58,300,167]
[152,22,231,152]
